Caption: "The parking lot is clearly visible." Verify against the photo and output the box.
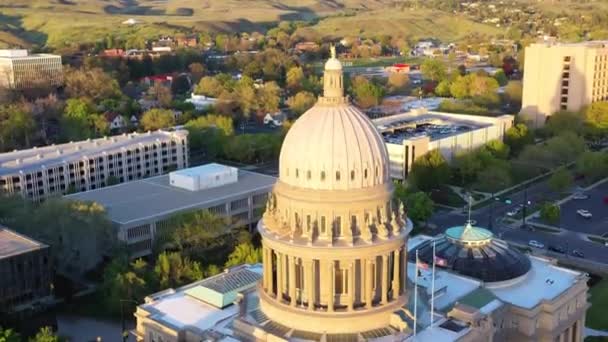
[537,181,608,235]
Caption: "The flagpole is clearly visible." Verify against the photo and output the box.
[414,249,418,338]
[430,240,436,329]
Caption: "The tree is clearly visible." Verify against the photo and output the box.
[409,150,451,191]
[403,192,434,226]
[453,151,484,186]
[188,62,206,83]
[475,162,513,193]
[224,242,262,268]
[449,76,470,99]
[286,66,305,92]
[540,203,560,224]
[257,82,281,115]
[286,91,316,116]
[0,104,36,151]
[504,80,523,105]
[468,74,499,98]
[505,123,533,155]
[484,139,510,159]
[29,327,59,342]
[435,80,451,97]
[154,252,203,289]
[546,110,585,136]
[0,326,20,342]
[195,76,223,97]
[584,101,608,131]
[149,83,173,108]
[494,69,508,86]
[548,169,573,193]
[576,151,608,182]
[140,109,175,131]
[64,67,122,101]
[350,76,384,109]
[61,98,94,140]
[420,59,447,82]
[387,73,409,94]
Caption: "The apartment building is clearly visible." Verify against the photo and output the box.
[0,49,63,89]
[521,40,608,127]
[66,164,276,258]
[0,130,189,201]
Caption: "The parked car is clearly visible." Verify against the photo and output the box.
[572,193,589,200]
[528,240,545,249]
[577,209,593,218]
[548,245,566,254]
[572,250,585,258]
[506,207,521,217]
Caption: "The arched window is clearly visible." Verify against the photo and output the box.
[375,166,379,177]
[295,169,299,178]
[307,170,311,180]
[321,171,326,181]
[336,171,341,181]
[364,169,368,179]
[350,170,355,180]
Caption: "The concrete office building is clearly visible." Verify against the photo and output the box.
[374,110,513,180]
[0,49,63,89]
[132,54,588,342]
[0,130,189,201]
[0,227,52,315]
[66,164,276,258]
[521,40,608,127]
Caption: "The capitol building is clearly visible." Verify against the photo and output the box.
[134,52,590,342]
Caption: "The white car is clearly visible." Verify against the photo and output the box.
[572,193,589,200]
[506,207,521,217]
[528,240,545,249]
[577,209,592,218]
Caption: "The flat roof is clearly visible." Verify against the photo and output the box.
[0,130,187,176]
[374,112,491,143]
[140,264,262,332]
[0,228,47,259]
[173,163,234,178]
[65,169,276,225]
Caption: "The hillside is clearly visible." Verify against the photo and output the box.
[0,0,393,48]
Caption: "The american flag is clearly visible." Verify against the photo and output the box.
[417,261,429,270]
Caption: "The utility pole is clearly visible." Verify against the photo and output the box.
[522,185,529,228]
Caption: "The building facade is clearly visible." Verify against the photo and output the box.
[374,110,513,180]
[66,165,276,258]
[0,228,52,315]
[0,130,188,201]
[0,50,63,89]
[521,40,608,127]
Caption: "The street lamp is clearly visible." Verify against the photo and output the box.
[120,299,139,342]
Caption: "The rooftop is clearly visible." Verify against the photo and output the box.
[0,49,59,59]
[445,224,493,242]
[0,228,47,259]
[65,168,276,225]
[373,111,492,143]
[140,264,262,333]
[0,130,187,176]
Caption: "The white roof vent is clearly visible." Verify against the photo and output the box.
[36,154,43,160]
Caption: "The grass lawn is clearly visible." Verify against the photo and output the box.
[430,185,467,208]
[587,279,608,330]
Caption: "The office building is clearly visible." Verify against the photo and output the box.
[66,164,276,258]
[0,129,189,201]
[0,49,63,89]
[521,40,608,127]
[374,110,513,180]
[131,53,588,342]
[0,227,52,315]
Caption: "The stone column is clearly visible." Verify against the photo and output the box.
[365,258,373,309]
[276,252,284,301]
[381,254,388,305]
[269,250,275,296]
[348,261,355,311]
[392,250,401,298]
[328,260,335,312]
[263,247,270,292]
[289,256,296,307]
[305,259,314,310]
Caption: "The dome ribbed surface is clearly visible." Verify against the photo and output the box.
[279,103,389,191]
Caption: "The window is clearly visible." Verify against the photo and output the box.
[350,170,355,180]
[336,171,340,181]
[335,265,348,295]
[321,171,326,181]
[295,169,299,178]
[364,169,368,179]
[321,216,326,234]
[307,170,311,180]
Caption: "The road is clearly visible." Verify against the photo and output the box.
[428,180,608,265]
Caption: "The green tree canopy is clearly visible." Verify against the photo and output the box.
[546,110,585,136]
[576,151,608,182]
[494,69,508,86]
[584,101,608,131]
[409,150,451,191]
[140,109,175,131]
[403,192,434,226]
[286,66,305,92]
[504,123,533,155]
[64,67,122,101]
[421,59,447,82]
[504,80,523,105]
[195,76,224,98]
[350,76,384,109]
[224,242,262,268]
[29,327,59,342]
[0,326,20,342]
[540,203,560,224]
[548,168,573,193]
[483,139,510,160]
[286,91,316,116]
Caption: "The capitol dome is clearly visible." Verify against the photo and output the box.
[279,45,389,191]
[255,50,413,337]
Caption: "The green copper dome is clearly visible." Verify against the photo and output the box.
[445,223,493,243]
